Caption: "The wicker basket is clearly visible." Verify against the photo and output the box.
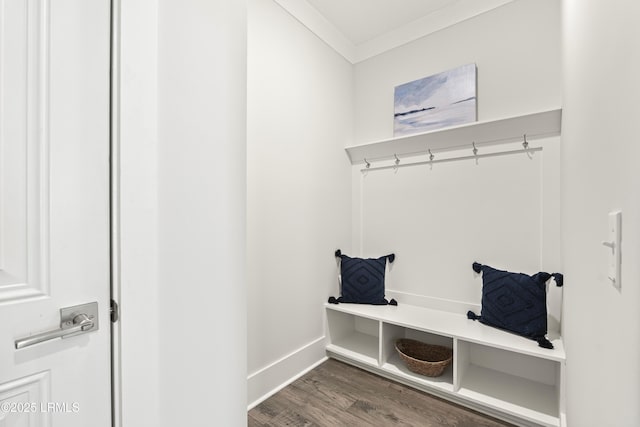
[395,338,453,377]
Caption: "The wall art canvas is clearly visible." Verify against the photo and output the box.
[394,63,477,137]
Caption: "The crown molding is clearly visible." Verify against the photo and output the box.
[354,0,515,63]
[272,0,515,64]
[272,0,357,61]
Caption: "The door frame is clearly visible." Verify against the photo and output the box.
[109,0,121,424]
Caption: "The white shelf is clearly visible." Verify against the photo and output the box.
[458,365,559,427]
[326,331,378,367]
[325,302,565,427]
[345,108,562,165]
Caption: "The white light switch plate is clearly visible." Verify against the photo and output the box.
[605,210,622,288]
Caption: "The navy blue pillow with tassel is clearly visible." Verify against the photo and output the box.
[328,250,397,306]
[467,262,563,349]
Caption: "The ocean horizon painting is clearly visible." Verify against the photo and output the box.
[394,63,477,137]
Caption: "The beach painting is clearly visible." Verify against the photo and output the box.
[394,63,477,137]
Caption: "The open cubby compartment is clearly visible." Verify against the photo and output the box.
[325,308,380,367]
[454,340,562,427]
[380,323,454,392]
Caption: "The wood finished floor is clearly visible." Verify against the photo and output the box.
[248,358,516,427]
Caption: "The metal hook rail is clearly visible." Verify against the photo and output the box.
[360,142,542,172]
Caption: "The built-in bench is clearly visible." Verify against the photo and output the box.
[325,302,565,427]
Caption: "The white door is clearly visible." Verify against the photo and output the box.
[0,0,112,426]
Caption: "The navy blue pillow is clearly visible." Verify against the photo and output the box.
[328,250,397,306]
[467,262,563,349]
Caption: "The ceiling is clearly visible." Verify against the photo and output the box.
[273,0,514,63]
[305,0,456,46]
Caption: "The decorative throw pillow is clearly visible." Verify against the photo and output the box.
[467,262,563,349]
[328,249,397,306]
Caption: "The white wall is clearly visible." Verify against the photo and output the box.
[157,1,247,426]
[351,0,562,314]
[354,0,561,144]
[562,0,640,425]
[246,0,353,407]
[354,140,562,323]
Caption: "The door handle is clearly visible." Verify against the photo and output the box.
[15,302,99,349]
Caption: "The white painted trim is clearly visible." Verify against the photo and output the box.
[355,0,515,63]
[247,337,327,409]
[345,109,562,165]
[35,0,51,299]
[110,0,122,426]
[0,370,50,426]
[271,0,356,62]
[114,0,159,425]
[272,0,515,64]
[247,357,328,411]
[0,0,51,304]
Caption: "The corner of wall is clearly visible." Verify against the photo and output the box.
[247,338,327,409]
[246,0,353,407]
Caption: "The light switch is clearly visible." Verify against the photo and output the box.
[602,210,621,288]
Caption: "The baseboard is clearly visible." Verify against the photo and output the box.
[247,336,327,410]
[560,412,567,427]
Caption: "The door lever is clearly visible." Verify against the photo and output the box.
[15,302,99,349]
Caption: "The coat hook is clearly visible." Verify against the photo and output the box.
[522,134,529,149]
[364,158,370,169]
[394,154,400,166]
[472,142,478,156]
[428,149,434,161]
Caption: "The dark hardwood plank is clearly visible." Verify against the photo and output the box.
[248,358,515,426]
